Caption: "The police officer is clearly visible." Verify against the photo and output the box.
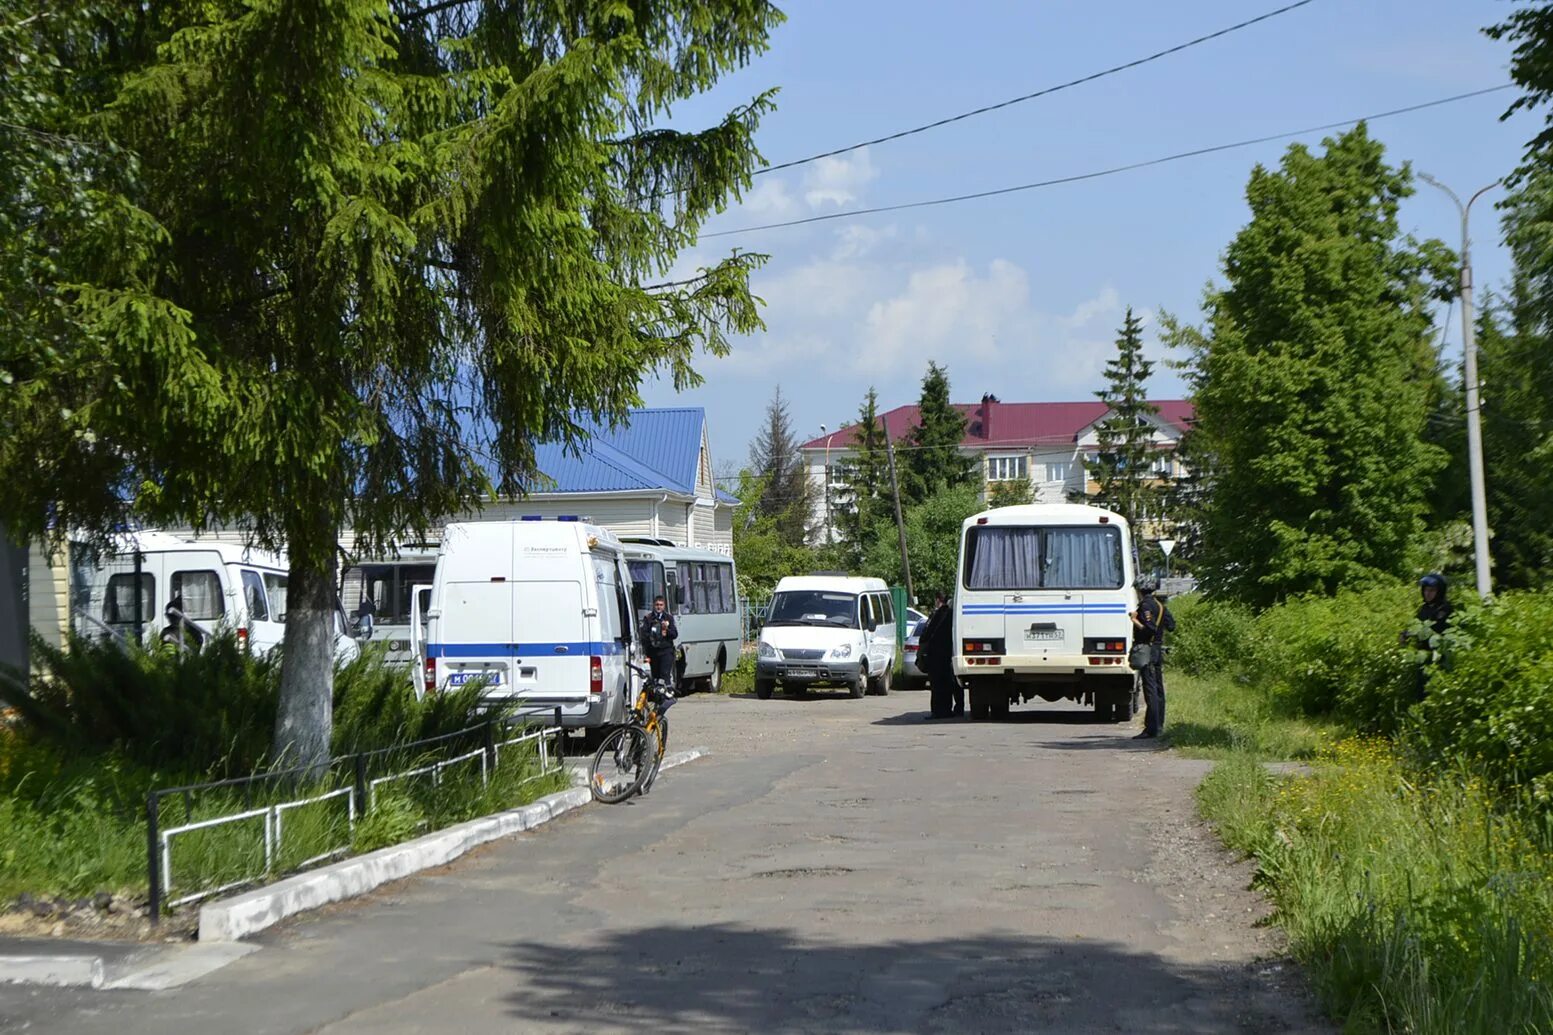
[639,594,679,686]
[919,592,959,720]
[1402,573,1453,697]
[1130,576,1175,739]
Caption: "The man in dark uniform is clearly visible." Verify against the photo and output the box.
[1130,576,1175,739]
[919,592,959,720]
[1402,573,1453,696]
[639,594,679,686]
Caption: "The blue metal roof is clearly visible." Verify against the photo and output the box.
[519,408,712,497]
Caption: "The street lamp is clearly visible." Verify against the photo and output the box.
[1419,173,1500,600]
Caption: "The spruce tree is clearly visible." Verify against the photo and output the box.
[835,388,889,569]
[749,387,813,547]
[1087,308,1161,528]
[902,362,975,505]
[1164,125,1450,606]
[0,0,780,768]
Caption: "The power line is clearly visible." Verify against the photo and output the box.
[756,0,1319,177]
[703,85,1516,239]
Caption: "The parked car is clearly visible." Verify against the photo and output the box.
[900,617,930,689]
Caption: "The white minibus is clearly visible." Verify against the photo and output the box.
[417,518,640,728]
[954,504,1139,721]
[621,540,740,692]
[77,530,359,660]
[754,575,897,699]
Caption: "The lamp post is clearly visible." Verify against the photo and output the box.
[1419,173,1499,600]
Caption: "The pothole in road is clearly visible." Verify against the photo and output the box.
[754,866,855,879]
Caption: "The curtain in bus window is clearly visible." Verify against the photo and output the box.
[966,528,1042,589]
[717,564,735,614]
[105,573,155,625]
[1042,528,1122,589]
[692,563,710,614]
[263,574,288,622]
[171,571,225,620]
[707,564,724,613]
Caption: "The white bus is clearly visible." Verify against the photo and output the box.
[341,547,439,666]
[954,503,1140,722]
[620,539,740,693]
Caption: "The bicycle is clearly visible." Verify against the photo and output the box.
[589,663,676,803]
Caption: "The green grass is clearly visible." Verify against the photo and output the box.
[1163,671,1339,761]
[0,731,568,906]
[1197,743,1553,1033]
[718,650,757,695]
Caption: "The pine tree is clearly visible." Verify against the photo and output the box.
[1087,308,1161,528]
[749,387,812,547]
[834,388,889,568]
[902,362,975,505]
[0,0,781,768]
[1163,125,1451,606]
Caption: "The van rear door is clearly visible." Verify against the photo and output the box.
[504,580,588,703]
[440,581,514,691]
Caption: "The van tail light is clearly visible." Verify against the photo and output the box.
[237,627,249,651]
[423,655,437,696]
[590,656,604,695]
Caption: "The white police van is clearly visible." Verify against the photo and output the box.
[754,575,897,699]
[416,518,640,728]
[954,503,1140,721]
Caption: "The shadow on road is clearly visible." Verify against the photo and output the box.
[870,707,1121,728]
[498,923,1311,1032]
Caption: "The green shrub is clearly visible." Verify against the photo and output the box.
[1410,591,1553,802]
[330,646,503,754]
[1164,595,1256,678]
[1,632,278,777]
[1247,586,1419,733]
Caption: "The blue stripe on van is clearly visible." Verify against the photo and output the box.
[962,605,1129,615]
[426,641,626,659]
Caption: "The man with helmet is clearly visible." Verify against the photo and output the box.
[1129,575,1175,740]
[1402,574,1453,696]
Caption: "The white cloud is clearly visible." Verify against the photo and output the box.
[801,149,878,209]
[862,259,1034,369]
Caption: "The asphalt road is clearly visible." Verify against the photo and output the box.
[0,690,1330,1034]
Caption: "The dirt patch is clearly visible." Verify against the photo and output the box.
[0,893,194,943]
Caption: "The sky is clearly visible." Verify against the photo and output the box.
[636,0,1536,477]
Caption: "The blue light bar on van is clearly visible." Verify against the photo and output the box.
[520,515,543,521]
[557,515,580,521]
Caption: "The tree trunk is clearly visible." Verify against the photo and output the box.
[274,515,338,774]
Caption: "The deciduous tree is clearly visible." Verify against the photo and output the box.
[1163,125,1451,606]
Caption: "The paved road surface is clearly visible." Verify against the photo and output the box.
[0,692,1328,1034]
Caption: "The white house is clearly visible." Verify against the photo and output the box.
[799,395,1194,542]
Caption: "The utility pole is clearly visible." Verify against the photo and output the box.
[1420,174,1499,599]
[881,416,914,603]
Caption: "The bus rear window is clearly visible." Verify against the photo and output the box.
[964,526,1123,590]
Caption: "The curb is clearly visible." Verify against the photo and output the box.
[198,746,708,943]
[0,954,104,989]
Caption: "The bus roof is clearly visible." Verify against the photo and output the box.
[622,543,734,564]
[962,503,1129,530]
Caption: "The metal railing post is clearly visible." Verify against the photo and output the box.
[146,791,162,927]
[482,719,496,772]
[554,707,563,759]
[353,752,368,816]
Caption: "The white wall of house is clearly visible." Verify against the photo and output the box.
[26,539,70,656]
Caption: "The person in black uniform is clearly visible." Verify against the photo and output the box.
[918,592,957,720]
[1402,573,1453,696]
[639,594,679,686]
[1130,576,1175,739]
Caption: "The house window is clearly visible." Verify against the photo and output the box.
[1045,462,1072,484]
[987,455,1027,482]
[1151,455,1174,476]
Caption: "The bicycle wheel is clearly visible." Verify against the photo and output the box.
[589,724,652,803]
[640,714,670,795]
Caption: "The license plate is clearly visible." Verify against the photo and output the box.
[1024,629,1064,642]
[448,670,504,687]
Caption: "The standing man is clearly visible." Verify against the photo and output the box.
[919,592,958,720]
[640,594,679,687]
[1130,576,1175,740]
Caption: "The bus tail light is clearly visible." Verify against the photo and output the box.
[590,656,604,695]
